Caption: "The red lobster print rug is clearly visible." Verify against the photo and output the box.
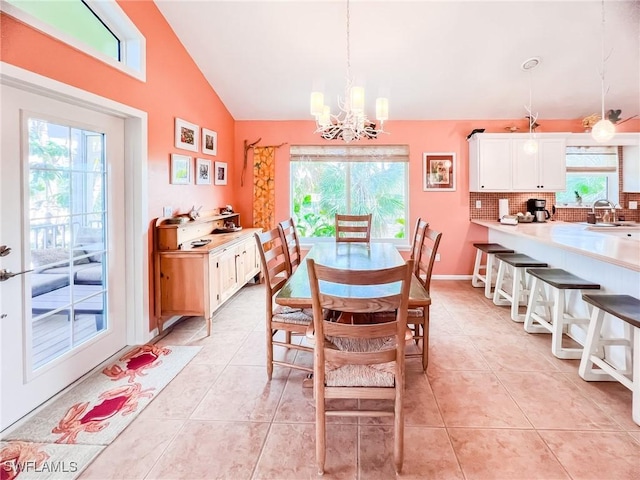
[1,344,200,479]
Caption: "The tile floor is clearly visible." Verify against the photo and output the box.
[80,280,640,479]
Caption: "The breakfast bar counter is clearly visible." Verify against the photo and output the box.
[471,220,640,272]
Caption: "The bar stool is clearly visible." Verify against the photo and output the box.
[471,243,515,298]
[523,268,600,359]
[578,294,640,426]
[493,253,548,322]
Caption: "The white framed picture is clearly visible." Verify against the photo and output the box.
[171,154,191,184]
[175,118,199,152]
[196,158,212,185]
[214,161,228,185]
[202,128,217,155]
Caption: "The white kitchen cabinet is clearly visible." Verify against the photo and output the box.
[468,136,512,191]
[623,144,640,192]
[469,133,568,192]
[512,137,566,191]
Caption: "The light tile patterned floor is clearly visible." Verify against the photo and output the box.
[80,280,640,479]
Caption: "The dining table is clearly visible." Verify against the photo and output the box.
[275,242,431,309]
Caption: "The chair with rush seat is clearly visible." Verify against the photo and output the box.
[578,294,640,426]
[523,268,600,359]
[493,253,548,322]
[407,226,441,370]
[307,257,413,475]
[471,243,515,298]
[254,228,313,380]
[278,217,302,275]
[409,218,428,275]
[335,213,372,243]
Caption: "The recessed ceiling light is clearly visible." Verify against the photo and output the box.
[521,57,541,71]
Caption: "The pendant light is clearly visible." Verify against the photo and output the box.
[592,0,615,142]
[522,57,540,155]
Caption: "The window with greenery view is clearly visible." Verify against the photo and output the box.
[555,146,619,206]
[290,145,409,244]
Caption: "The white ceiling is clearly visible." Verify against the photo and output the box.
[155,0,640,123]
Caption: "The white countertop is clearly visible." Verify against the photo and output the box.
[471,220,640,272]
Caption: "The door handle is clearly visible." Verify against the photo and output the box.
[0,268,33,282]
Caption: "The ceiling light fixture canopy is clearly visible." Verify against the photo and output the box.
[310,0,389,143]
[592,0,615,142]
[522,57,540,155]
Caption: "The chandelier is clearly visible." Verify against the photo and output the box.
[591,0,615,142]
[309,0,389,143]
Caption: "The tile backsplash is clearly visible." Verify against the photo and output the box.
[469,191,640,222]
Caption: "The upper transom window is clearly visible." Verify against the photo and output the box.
[3,0,146,81]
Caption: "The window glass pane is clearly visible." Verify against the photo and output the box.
[291,159,408,241]
[556,173,611,206]
[7,0,120,60]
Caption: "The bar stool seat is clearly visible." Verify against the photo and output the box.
[471,243,515,298]
[523,268,600,359]
[493,253,548,322]
[578,294,640,426]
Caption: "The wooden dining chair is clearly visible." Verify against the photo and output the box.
[335,213,372,243]
[278,217,302,275]
[407,226,442,370]
[254,228,313,380]
[410,218,429,276]
[307,257,413,475]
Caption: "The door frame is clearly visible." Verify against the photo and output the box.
[1,62,149,345]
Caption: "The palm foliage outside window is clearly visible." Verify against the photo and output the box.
[290,145,409,243]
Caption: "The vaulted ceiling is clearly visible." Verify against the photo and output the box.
[156,0,640,124]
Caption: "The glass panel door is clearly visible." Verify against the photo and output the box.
[28,119,108,369]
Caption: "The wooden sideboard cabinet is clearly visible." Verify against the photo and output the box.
[154,211,261,335]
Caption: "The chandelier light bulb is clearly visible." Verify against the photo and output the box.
[523,139,538,155]
[350,86,365,113]
[310,92,324,116]
[591,118,615,142]
[376,98,389,121]
[318,105,331,128]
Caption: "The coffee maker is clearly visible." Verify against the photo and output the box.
[527,198,550,222]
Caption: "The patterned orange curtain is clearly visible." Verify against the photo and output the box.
[253,146,276,231]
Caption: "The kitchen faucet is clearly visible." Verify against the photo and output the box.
[592,199,617,223]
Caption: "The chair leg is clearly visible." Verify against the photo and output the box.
[315,380,326,475]
[394,376,404,474]
[632,328,640,426]
[510,266,523,322]
[493,261,507,305]
[578,307,612,381]
[422,309,430,371]
[266,327,274,380]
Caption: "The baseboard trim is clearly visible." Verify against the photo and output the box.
[432,275,473,280]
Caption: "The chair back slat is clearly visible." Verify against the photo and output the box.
[416,227,442,293]
[278,217,302,274]
[335,213,372,243]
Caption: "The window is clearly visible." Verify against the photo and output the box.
[555,146,619,206]
[3,0,145,81]
[290,145,409,244]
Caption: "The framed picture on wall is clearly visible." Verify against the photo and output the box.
[195,158,212,185]
[202,128,217,155]
[423,152,456,191]
[214,161,228,185]
[175,118,199,152]
[171,154,191,184]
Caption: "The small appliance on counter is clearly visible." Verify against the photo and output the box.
[527,198,550,222]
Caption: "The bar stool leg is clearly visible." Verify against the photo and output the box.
[510,266,524,322]
[578,307,614,381]
[471,249,484,288]
[484,254,495,299]
[493,261,508,305]
[633,327,640,425]
[524,276,549,333]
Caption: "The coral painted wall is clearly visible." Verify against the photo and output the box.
[1,0,238,331]
[234,119,640,277]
